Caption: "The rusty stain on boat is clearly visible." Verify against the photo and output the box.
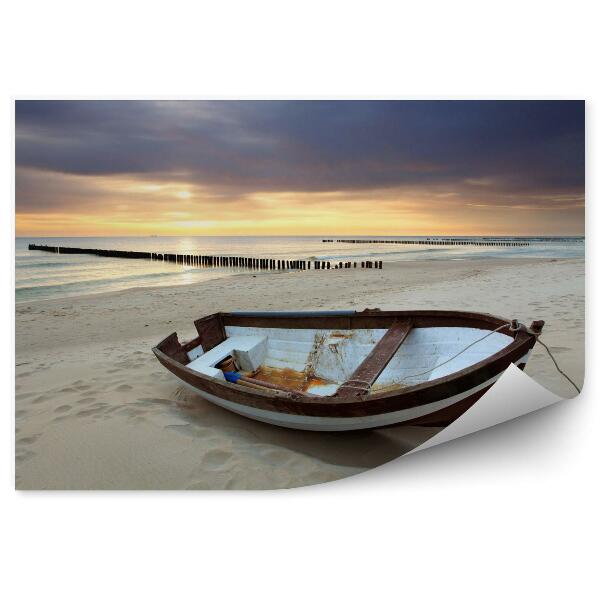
[305,332,327,378]
[329,331,354,339]
[251,365,333,393]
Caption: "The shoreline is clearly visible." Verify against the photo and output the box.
[15,255,577,307]
[15,256,584,490]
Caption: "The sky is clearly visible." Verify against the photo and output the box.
[15,100,585,236]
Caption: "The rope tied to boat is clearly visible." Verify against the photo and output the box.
[514,322,581,394]
[399,320,581,395]
[341,378,374,392]
[399,323,511,384]
[534,337,580,394]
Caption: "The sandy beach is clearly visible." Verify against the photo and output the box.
[14,257,584,490]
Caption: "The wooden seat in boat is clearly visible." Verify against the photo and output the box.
[187,336,267,380]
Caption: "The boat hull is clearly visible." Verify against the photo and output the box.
[153,310,539,431]
[167,351,530,431]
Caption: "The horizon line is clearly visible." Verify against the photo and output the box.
[16,233,586,239]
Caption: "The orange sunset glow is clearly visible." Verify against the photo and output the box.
[15,101,585,236]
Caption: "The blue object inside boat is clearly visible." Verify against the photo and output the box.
[223,371,242,383]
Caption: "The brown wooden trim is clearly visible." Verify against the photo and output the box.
[221,310,514,335]
[398,386,492,427]
[153,339,533,418]
[153,310,538,419]
[400,348,531,427]
[336,320,412,398]
[155,332,189,365]
[180,336,202,353]
[193,314,226,352]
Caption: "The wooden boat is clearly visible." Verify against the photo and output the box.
[152,309,544,431]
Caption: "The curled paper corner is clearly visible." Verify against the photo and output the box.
[408,364,566,454]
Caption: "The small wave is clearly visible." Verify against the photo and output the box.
[316,247,445,260]
[16,270,177,295]
[15,260,84,269]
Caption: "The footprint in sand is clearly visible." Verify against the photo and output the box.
[76,396,96,405]
[150,372,168,381]
[138,397,171,406]
[59,386,77,394]
[54,404,71,414]
[115,383,133,392]
[164,423,218,442]
[18,434,40,445]
[259,448,293,467]
[113,405,145,418]
[32,395,50,405]
[186,481,212,490]
[201,449,233,471]
[15,449,35,464]
[77,406,108,418]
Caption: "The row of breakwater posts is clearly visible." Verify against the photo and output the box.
[322,238,530,247]
[27,245,383,270]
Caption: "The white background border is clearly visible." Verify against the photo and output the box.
[1,2,596,599]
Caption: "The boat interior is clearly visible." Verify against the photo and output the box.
[174,315,516,396]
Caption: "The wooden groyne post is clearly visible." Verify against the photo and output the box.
[322,238,530,247]
[28,245,384,271]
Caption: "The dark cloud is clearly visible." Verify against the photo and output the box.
[15,100,585,201]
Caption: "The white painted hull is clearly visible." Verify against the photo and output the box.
[173,352,530,431]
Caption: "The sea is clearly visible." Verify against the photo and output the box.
[15,236,584,303]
